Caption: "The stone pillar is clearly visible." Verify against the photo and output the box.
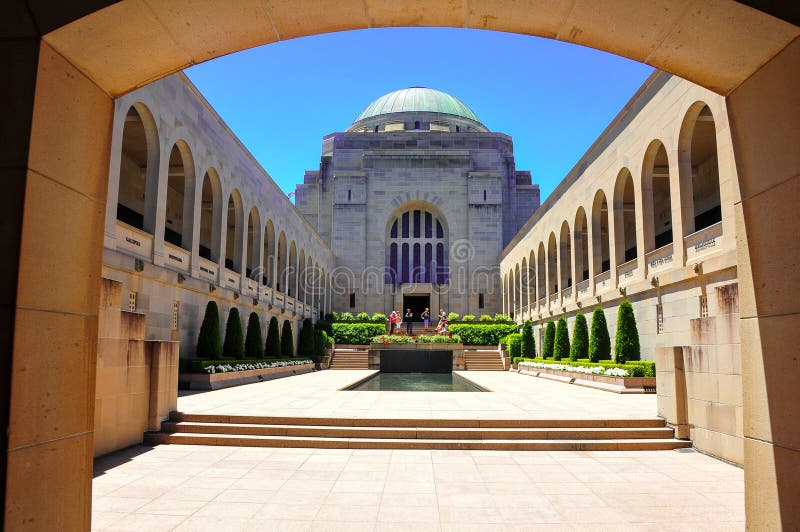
[667,147,688,266]
[147,342,179,431]
[655,347,689,439]
[726,37,800,531]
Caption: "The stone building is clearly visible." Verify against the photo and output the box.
[295,87,539,318]
[500,71,743,464]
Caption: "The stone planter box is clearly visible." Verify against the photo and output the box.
[181,363,315,391]
[517,365,656,394]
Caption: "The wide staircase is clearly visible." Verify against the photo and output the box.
[464,346,505,370]
[145,413,692,451]
[329,345,369,369]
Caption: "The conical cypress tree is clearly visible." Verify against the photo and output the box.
[265,316,281,358]
[196,300,222,359]
[281,320,295,357]
[589,307,611,362]
[554,317,570,360]
[521,320,535,359]
[298,318,314,357]
[569,312,589,362]
[614,300,641,364]
[543,321,556,359]
[222,307,245,359]
[245,312,264,359]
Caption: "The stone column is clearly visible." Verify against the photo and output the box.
[667,147,689,266]
[726,38,800,531]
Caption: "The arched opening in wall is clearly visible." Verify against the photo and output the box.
[276,232,287,292]
[643,140,673,251]
[199,169,221,261]
[537,242,546,301]
[116,105,157,232]
[288,241,298,298]
[246,207,260,279]
[547,233,558,295]
[224,189,243,272]
[520,257,529,312]
[385,205,447,284]
[510,267,517,317]
[574,207,589,282]
[263,220,275,286]
[559,221,572,292]
[298,250,306,301]
[682,103,722,233]
[306,257,315,305]
[613,168,637,264]
[164,142,194,249]
[592,191,611,275]
[528,251,536,307]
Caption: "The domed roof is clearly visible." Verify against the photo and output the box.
[353,87,482,124]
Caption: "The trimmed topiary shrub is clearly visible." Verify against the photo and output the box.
[196,300,222,359]
[244,312,264,359]
[448,324,518,345]
[614,300,641,364]
[569,312,589,362]
[521,320,535,359]
[222,307,245,359]
[280,320,294,357]
[589,307,611,362]
[447,312,460,322]
[265,316,281,357]
[462,314,475,322]
[331,323,387,345]
[371,312,387,323]
[553,317,570,360]
[356,312,370,322]
[542,321,556,358]
[325,312,339,321]
[505,333,523,359]
[494,314,513,323]
[297,318,314,358]
[479,314,494,322]
[338,312,354,321]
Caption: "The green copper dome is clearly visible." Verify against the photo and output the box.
[353,87,482,124]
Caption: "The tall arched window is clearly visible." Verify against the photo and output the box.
[117,105,158,232]
[386,208,448,284]
[681,103,722,233]
[164,142,194,249]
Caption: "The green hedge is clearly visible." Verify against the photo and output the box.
[505,333,523,359]
[448,324,518,345]
[196,301,222,359]
[222,307,244,359]
[589,307,611,362]
[332,323,387,344]
[543,321,555,358]
[614,300,641,363]
[569,312,589,362]
[521,320,535,359]
[180,357,305,374]
[281,320,294,356]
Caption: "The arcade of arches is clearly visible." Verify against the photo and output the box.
[4,1,799,529]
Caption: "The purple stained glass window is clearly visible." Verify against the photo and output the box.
[401,243,409,283]
[424,243,432,283]
[436,220,444,239]
[413,243,421,282]
[390,219,397,238]
[436,243,445,283]
[387,243,397,284]
[402,212,409,238]
[425,212,432,238]
[413,210,420,238]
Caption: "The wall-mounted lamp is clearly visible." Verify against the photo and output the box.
[650,276,659,287]
[619,286,626,296]
[177,273,186,284]
[596,295,602,303]
[233,292,239,300]
[252,298,258,306]
[134,259,144,272]
[208,284,215,293]
[693,262,703,274]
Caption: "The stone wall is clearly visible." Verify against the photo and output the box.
[94,278,179,457]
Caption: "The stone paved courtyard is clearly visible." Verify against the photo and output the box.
[92,372,744,530]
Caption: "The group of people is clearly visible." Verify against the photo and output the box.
[388,308,449,336]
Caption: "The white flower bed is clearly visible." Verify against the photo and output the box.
[204,359,313,374]
[518,360,629,377]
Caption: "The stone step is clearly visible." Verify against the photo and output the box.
[169,412,669,429]
[144,431,691,451]
[160,421,676,440]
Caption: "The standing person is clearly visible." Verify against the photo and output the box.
[436,310,445,334]
[405,308,413,335]
[389,310,397,334]
[421,308,431,330]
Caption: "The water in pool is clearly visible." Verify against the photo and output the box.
[345,372,485,392]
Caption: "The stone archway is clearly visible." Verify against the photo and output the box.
[5,2,799,529]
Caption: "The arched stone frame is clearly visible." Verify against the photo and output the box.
[288,241,298,298]
[559,220,572,299]
[510,266,517,318]
[591,190,611,277]
[679,101,724,236]
[195,167,223,263]
[520,257,528,316]
[160,139,196,252]
[641,139,675,253]
[527,250,536,313]
[537,242,547,302]
[223,188,244,273]
[502,272,509,316]
[573,207,590,286]
[263,219,276,287]
[12,7,797,530]
[113,102,160,235]
[276,231,287,294]
[613,167,638,267]
[245,206,262,281]
[384,200,449,285]
[297,249,306,302]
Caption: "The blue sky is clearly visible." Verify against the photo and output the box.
[185,28,653,201]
